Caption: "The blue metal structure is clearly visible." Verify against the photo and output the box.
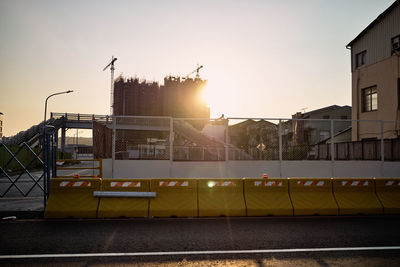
[42,125,57,206]
[0,125,57,208]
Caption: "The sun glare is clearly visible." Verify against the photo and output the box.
[200,77,238,119]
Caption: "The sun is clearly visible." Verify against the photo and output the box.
[200,77,238,119]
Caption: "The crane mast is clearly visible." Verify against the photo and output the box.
[103,56,117,115]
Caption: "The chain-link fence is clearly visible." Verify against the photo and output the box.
[113,116,171,160]
[172,118,226,161]
[108,115,400,162]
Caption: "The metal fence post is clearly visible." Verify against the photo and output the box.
[225,119,229,161]
[112,115,116,178]
[169,117,173,162]
[381,120,384,162]
[279,119,282,178]
[43,127,47,208]
[330,120,334,161]
[279,119,282,161]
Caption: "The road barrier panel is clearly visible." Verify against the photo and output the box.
[333,178,383,215]
[374,178,400,214]
[244,178,293,216]
[45,178,101,218]
[149,179,197,217]
[94,191,156,198]
[289,178,338,216]
[97,179,151,218]
[198,179,246,217]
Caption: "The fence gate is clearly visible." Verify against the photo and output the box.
[0,126,57,208]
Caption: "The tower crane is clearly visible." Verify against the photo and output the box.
[184,64,203,80]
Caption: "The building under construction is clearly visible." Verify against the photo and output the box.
[100,74,213,160]
[113,76,209,118]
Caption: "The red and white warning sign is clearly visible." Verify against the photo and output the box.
[385,180,400,186]
[341,181,368,186]
[207,181,237,187]
[159,181,189,187]
[110,181,141,187]
[254,181,282,187]
[59,181,91,187]
[297,180,325,186]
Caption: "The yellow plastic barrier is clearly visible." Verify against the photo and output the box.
[149,179,197,217]
[333,178,383,215]
[198,179,246,217]
[244,178,293,216]
[45,178,101,218]
[97,179,150,218]
[289,178,338,216]
[375,179,400,214]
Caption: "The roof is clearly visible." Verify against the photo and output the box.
[229,119,277,130]
[302,105,351,117]
[346,0,399,48]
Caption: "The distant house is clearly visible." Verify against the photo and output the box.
[229,119,278,159]
[346,1,400,141]
[284,105,352,146]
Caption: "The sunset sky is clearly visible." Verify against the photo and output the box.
[0,0,395,137]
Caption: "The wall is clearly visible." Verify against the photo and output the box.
[102,159,400,178]
[350,3,400,71]
[351,55,400,141]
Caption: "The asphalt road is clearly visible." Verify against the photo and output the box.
[1,216,400,266]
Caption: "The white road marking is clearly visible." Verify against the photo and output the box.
[1,246,399,259]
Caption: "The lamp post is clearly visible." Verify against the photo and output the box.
[44,90,73,124]
[42,90,73,208]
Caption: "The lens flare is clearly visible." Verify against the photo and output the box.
[207,181,216,188]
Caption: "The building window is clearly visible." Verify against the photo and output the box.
[392,35,400,54]
[398,78,400,109]
[356,50,366,67]
[362,86,378,112]
[323,115,330,119]
[340,115,348,120]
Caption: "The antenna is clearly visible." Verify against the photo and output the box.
[103,56,117,115]
[301,107,308,113]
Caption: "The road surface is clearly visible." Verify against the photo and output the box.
[0,216,399,266]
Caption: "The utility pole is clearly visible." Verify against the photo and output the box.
[103,56,117,115]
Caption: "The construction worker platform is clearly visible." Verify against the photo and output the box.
[44,177,400,218]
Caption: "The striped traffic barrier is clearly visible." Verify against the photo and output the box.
[198,179,246,217]
[45,178,101,218]
[333,178,383,215]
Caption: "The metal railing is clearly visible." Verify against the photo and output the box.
[51,112,112,124]
[56,158,102,178]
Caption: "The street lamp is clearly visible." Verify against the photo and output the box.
[42,90,73,208]
[44,90,73,124]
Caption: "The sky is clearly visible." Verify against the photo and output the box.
[0,0,396,137]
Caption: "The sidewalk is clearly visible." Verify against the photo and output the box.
[0,197,44,219]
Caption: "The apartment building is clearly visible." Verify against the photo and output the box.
[347,0,400,141]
